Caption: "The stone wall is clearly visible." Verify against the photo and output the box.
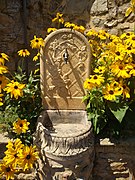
[90,0,135,35]
[0,0,134,71]
[93,138,135,180]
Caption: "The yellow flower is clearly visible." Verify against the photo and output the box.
[86,29,98,37]
[98,30,109,40]
[125,45,135,55]
[109,34,122,44]
[110,81,123,96]
[4,139,24,168]
[18,145,39,171]
[17,49,30,57]
[13,118,30,134]
[33,52,40,61]
[30,35,45,49]
[125,34,135,48]
[4,148,20,168]
[52,12,64,24]
[47,28,57,34]
[89,75,104,86]
[121,84,130,99]
[0,163,15,180]
[103,83,122,101]
[0,75,8,92]
[116,80,130,99]
[125,0,135,17]
[83,78,95,90]
[34,68,40,74]
[94,66,106,74]
[73,25,85,33]
[6,138,24,151]
[0,94,3,106]
[4,80,25,99]
[105,42,116,53]
[111,62,131,78]
[0,53,9,65]
[0,65,8,74]
[107,43,125,62]
[129,63,135,76]
[120,32,134,40]
[64,22,76,29]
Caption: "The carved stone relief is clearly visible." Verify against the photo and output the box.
[40,28,91,109]
[34,110,95,180]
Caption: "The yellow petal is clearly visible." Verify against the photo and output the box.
[131,0,135,5]
[125,7,132,17]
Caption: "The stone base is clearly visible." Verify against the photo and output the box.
[35,149,94,180]
[34,110,95,180]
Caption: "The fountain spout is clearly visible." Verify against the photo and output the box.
[63,48,69,64]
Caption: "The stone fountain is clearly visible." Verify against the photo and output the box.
[34,28,95,180]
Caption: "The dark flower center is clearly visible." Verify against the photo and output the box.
[0,80,2,85]
[14,153,18,158]
[6,167,11,172]
[109,37,113,42]
[127,47,131,50]
[118,88,122,91]
[109,90,114,95]
[123,85,126,89]
[26,154,31,160]
[19,123,23,127]
[116,51,120,56]
[126,33,130,36]
[93,75,98,79]
[119,65,123,70]
[14,85,18,89]
[35,39,39,42]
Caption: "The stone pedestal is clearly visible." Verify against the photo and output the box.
[34,110,95,180]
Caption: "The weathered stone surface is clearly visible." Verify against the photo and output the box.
[64,0,91,15]
[15,170,36,180]
[93,137,135,180]
[104,20,118,28]
[0,133,9,159]
[34,110,95,179]
[40,28,91,110]
[91,0,108,15]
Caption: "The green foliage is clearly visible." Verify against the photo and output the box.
[0,107,18,133]
[0,45,43,145]
[1,70,42,133]
[108,102,129,123]
[83,23,135,137]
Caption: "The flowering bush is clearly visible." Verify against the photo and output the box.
[0,35,45,179]
[83,0,135,136]
[83,29,135,136]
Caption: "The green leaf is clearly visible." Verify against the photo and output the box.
[82,95,89,102]
[109,104,129,123]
